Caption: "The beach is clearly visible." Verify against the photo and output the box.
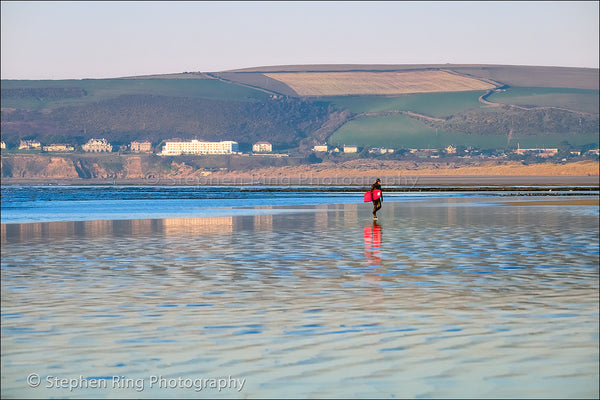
[1,191,599,398]
[1,159,598,186]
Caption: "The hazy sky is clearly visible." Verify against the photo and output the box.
[1,1,598,79]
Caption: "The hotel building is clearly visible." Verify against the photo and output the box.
[160,139,239,156]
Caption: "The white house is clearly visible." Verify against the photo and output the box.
[252,141,272,153]
[514,148,558,158]
[343,145,359,153]
[43,144,75,152]
[130,140,152,153]
[18,139,41,150]
[445,145,457,154]
[369,148,395,154]
[313,145,329,152]
[82,138,112,152]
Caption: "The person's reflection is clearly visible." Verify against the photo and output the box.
[364,222,382,266]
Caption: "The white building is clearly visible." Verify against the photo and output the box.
[252,141,272,153]
[43,144,75,152]
[130,140,152,153]
[313,145,328,152]
[18,139,41,150]
[82,138,112,152]
[369,148,395,154]
[343,145,359,153]
[445,145,457,154]
[514,148,558,158]
[161,139,239,156]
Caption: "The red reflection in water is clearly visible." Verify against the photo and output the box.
[364,222,381,266]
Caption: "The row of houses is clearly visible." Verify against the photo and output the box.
[14,139,114,153]
[312,144,452,154]
[312,144,599,158]
[3,138,274,155]
[313,144,364,153]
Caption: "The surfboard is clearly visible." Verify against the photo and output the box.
[364,189,381,202]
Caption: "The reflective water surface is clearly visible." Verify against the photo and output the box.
[2,196,599,398]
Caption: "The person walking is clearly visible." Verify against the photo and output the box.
[371,178,382,220]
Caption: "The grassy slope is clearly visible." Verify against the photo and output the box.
[486,87,599,114]
[2,65,598,151]
[1,78,269,111]
[328,114,599,149]
[1,78,330,148]
[324,88,598,149]
[235,65,598,149]
[321,91,487,118]
[328,114,507,148]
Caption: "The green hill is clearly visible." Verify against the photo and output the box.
[1,64,598,153]
[321,91,487,118]
[0,78,331,150]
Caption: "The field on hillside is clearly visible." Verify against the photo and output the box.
[264,71,495,96]
[230,64,599,90]
[328,114,502,148]
[322,91,488,117]
[328,114,599,149]
[486,87,599,114]
[0,78,268,111]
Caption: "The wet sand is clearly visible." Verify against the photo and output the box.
[499,198,600,206]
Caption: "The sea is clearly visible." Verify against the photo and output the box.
[1,185,599,398]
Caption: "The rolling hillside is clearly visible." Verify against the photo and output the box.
[0,78,331,150]
[1,64,598,153]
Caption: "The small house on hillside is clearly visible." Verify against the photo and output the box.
[19,139,41,150]
[43,144,75,152]
[130,140,152,153]
[513,148,558,158]
[82,138,113,152]
[445,145,457,154]
[253,141,272,153]
[369,148,395,154]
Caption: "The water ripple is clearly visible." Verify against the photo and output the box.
[1,196,598,398]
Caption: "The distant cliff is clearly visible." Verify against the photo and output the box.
[0,153,299,181]
[2,154,598,187]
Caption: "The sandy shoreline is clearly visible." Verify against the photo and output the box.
[1,160,598,187]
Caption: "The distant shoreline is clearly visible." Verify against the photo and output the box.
[1,175,598,189]
[1,160,598,188]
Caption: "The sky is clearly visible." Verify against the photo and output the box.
[1,1,598,80]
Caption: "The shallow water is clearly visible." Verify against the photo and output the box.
[2,184,594,224]
[1,195,599,398]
